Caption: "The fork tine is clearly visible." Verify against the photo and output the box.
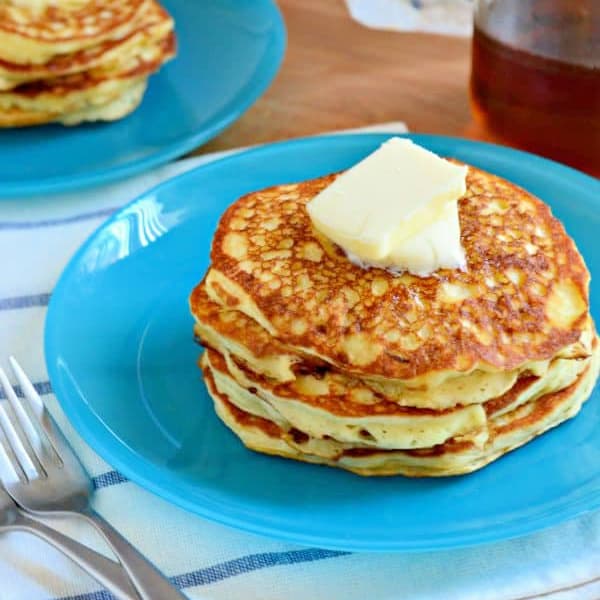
[8,357,44,413]
[0,368,41,480]
[0,422,27,483]
[1,364,43,453]
[8,357,62,467]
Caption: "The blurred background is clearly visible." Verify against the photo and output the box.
[203,0,598,177]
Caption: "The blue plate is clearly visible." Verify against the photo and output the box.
[45,134,600,552]
[0,0,285,198]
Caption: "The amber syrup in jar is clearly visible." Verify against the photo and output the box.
[470,0,599,176]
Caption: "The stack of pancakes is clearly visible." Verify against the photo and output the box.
[0,0,175,127]
[190,165,599,477]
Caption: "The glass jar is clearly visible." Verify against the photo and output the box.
[470,0,599,176]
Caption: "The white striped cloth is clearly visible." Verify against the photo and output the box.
[0,123,599,600]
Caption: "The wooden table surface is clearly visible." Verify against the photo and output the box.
[198,0,487,156]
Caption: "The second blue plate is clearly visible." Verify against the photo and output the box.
[0,0,285,197]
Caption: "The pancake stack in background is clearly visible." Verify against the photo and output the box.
[190,165,599,477]
[0,0,175,127]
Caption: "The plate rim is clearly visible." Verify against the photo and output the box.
[45,133,600,552]
[0,0,286,198]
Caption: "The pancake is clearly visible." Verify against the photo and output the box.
[0,77,144,127]
[0,31,174,127]
[57,78,146,124]
[205,348,490,450]
[191,157,599,477]
[0,0,173,90]
[203,343,600,477]
[203,345,591,450]
[0,0,149,65]
[191,283,594,408]
[205,166,591,384]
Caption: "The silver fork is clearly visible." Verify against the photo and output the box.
[0,485,137,599]
[0,358,187,600]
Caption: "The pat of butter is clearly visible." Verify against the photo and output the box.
[307,138,468,276]
[345,201,465,276]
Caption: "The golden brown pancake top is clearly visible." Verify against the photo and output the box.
[208,165,590,380]
[0,0,145,42]
[0,1,170,76]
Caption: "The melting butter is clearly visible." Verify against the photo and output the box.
[307,137,468,276]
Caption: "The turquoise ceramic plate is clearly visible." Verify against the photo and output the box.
[0,0,285,197]
[45,134,600,552]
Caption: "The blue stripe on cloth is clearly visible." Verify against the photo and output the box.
[60,593,113,600]
[92,471,129,489]
[0,380,52,400]
[0,207,117,231]
[170,548,350,589]
[59,549,349,600]
[0,293,51,311]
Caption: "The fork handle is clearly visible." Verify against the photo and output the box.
[11,512,138,600]
[82,508,187,600]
